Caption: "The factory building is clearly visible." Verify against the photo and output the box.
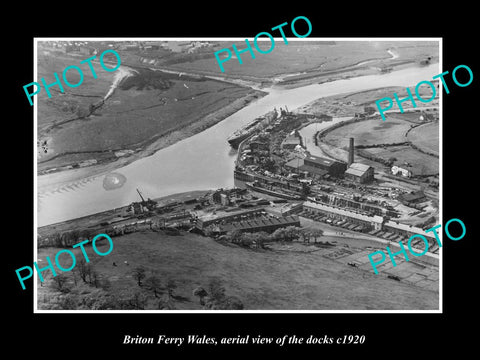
[195,208,265,229]
[303,201,383,231]
[281,130,302,150]
[345,163,374,183]
[215,215,300,235]
[398,190,426,205]
[303,155,347,177]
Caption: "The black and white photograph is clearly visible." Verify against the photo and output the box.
[7,6,476,355]
[33,38,441,311]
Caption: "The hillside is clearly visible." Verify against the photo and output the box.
[37,231,438,310]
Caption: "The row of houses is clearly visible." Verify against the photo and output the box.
[302,200,438,249]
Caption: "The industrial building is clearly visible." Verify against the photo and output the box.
[302,155,347,177]
[303,200,383,232]
[281,134,302,150]
[195,208,265,229]
[215,215,300,235]
[398,190,426,204]
[344,163,374,183]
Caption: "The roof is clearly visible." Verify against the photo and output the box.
[197,207,264,222]
[219,215,299,232]
[299,164,328,176]
[284,158,304,169]
[348,163,371,171]
[304,201,383,224]
[304,155,338,167]
[399,190,426,202]
[384,220,436,239]
[282,138,301,146]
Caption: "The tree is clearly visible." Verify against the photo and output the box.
[311,229,324,243]
[218,296,244,310]
[52,274,70,293]
[166,279,176,299]
[240,233,254,247]
[125,291,148,310]
[144,275,163,298]
[158,295,176,310]
[249,232,267,249]
[284,226,301,241]
[76,259,91,283]
[227,229,243,244]
[208,278,226,304]
[52,232,62,247]
[270,227,287,242]
[387,157,397,166]
[69,229,80,244]
[57,294,78,310]
[79,229,93,241]
[132,266,147,287]
[60,232,72,247]
[90,270,100,288]
[192,287,208,305]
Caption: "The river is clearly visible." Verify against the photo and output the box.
[37,63,440,226]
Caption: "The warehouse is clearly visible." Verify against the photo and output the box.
[215,215,300,234]
[344,163,374,183]
[398,190,426,204]
[303,155,347,177]
[195,208,265,229]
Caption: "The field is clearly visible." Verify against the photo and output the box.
[37,54,261,173]
[324,118,412,147]
[37,231,438,310]
[162,41,439,81]
[407,122,439,156]
[298,84,439,118]
[321,107,439,175]
[361,145,438,175]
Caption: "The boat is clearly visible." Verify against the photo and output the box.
[227,109,278,148]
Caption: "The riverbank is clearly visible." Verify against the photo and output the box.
[37,89,266,195]
[271,59,421,90]
[37,189,209,237]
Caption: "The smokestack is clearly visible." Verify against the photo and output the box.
[348,137,354,166]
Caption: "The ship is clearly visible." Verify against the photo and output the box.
[227,108,278,148]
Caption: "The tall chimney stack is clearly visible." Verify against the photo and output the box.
[348,137,354,166]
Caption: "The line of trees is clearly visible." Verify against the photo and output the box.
[222,226,324,248]
[192,279,244,310]
[130,266,178,309]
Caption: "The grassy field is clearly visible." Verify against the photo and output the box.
[36,52,115,131]
[324,118,412,147]
[37,231,438,310]
[164,41,439,79]
[298,84,439,118]
[407,122,439,156]
[361,145,438,175]
[37,55,259,172]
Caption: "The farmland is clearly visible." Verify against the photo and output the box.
[37,230,438,310]
[324,118,413,147]
[164,41,439,84]
[407,122,440,156]
[37,55,264,174]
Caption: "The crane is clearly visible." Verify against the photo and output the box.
[136,188,146,203]
[135,188,157,213]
